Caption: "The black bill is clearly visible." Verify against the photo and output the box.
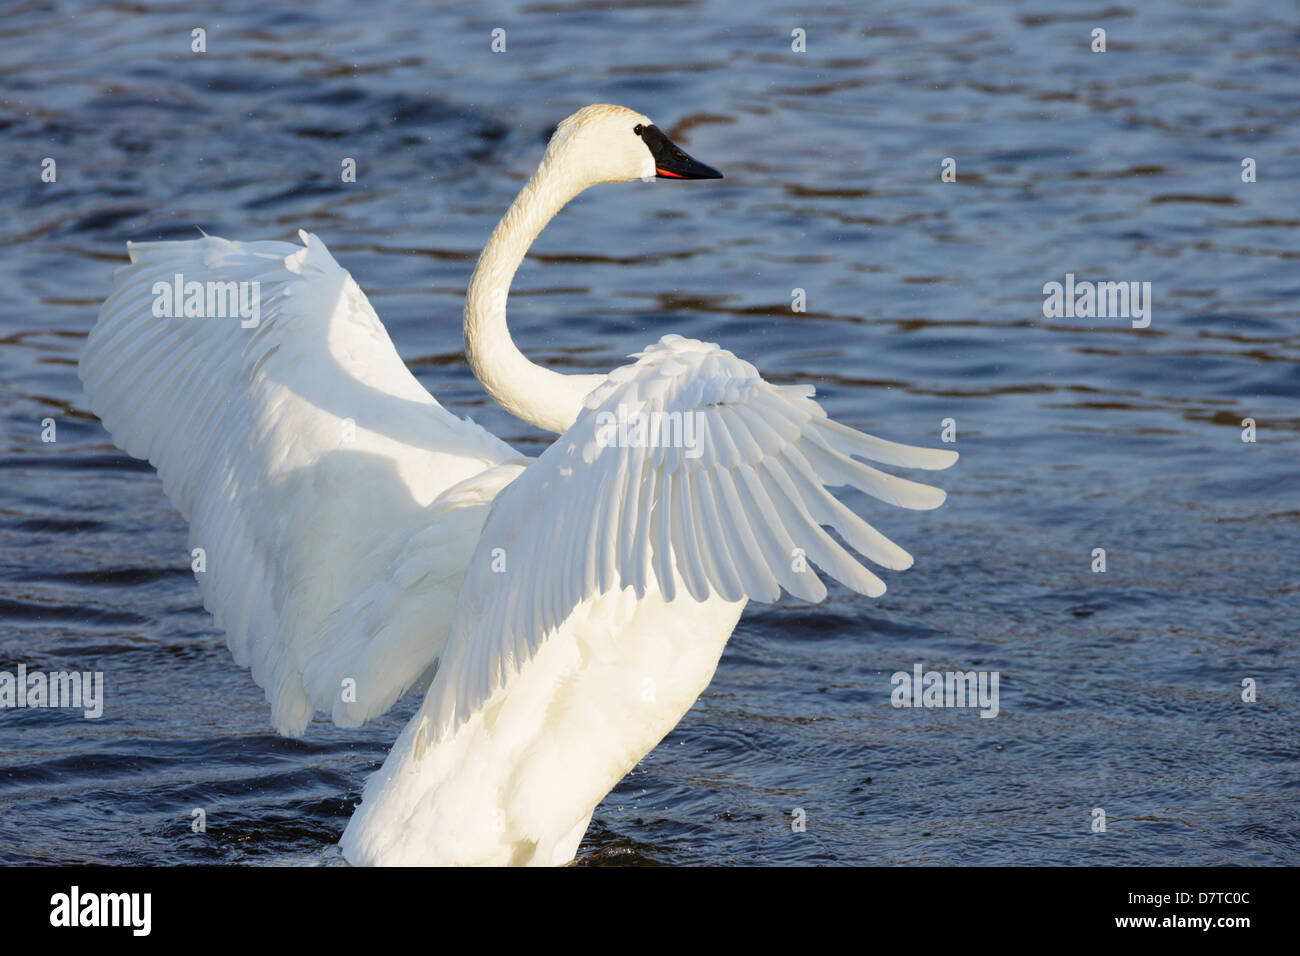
[636,124,723,180]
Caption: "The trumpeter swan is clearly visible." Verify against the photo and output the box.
[79,104,956,866]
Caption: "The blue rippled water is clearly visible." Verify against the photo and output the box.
[0,0,1296,865]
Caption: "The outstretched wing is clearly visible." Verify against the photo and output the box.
[80,231,520,735]
[428,333,957,734]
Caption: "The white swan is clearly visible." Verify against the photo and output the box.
[79,104,957,866]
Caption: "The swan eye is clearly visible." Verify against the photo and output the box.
[633,124,644,136]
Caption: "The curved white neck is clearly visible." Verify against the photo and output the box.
[464,157,607,434]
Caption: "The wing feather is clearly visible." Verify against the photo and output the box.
[80,231,521,736]
[691,470,746,603]
[754,465,832,606]
[671,468,712,602]
[713,468,780,602]
[801,430,948,509]
[778,446,914,570]
[651,465,678,601]
[424,334,956,738]
[733,464,825,603]
[628,464,657,597]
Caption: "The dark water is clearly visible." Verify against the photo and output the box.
[1,0,1297,865]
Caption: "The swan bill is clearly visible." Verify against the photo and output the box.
[635,123,723,180]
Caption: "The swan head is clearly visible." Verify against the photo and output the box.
[545,104,723,187]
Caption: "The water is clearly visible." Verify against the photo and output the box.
[1,0,1297,865]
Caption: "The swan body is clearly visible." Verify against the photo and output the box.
[79,104,957,865]
[344,577,744,866]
